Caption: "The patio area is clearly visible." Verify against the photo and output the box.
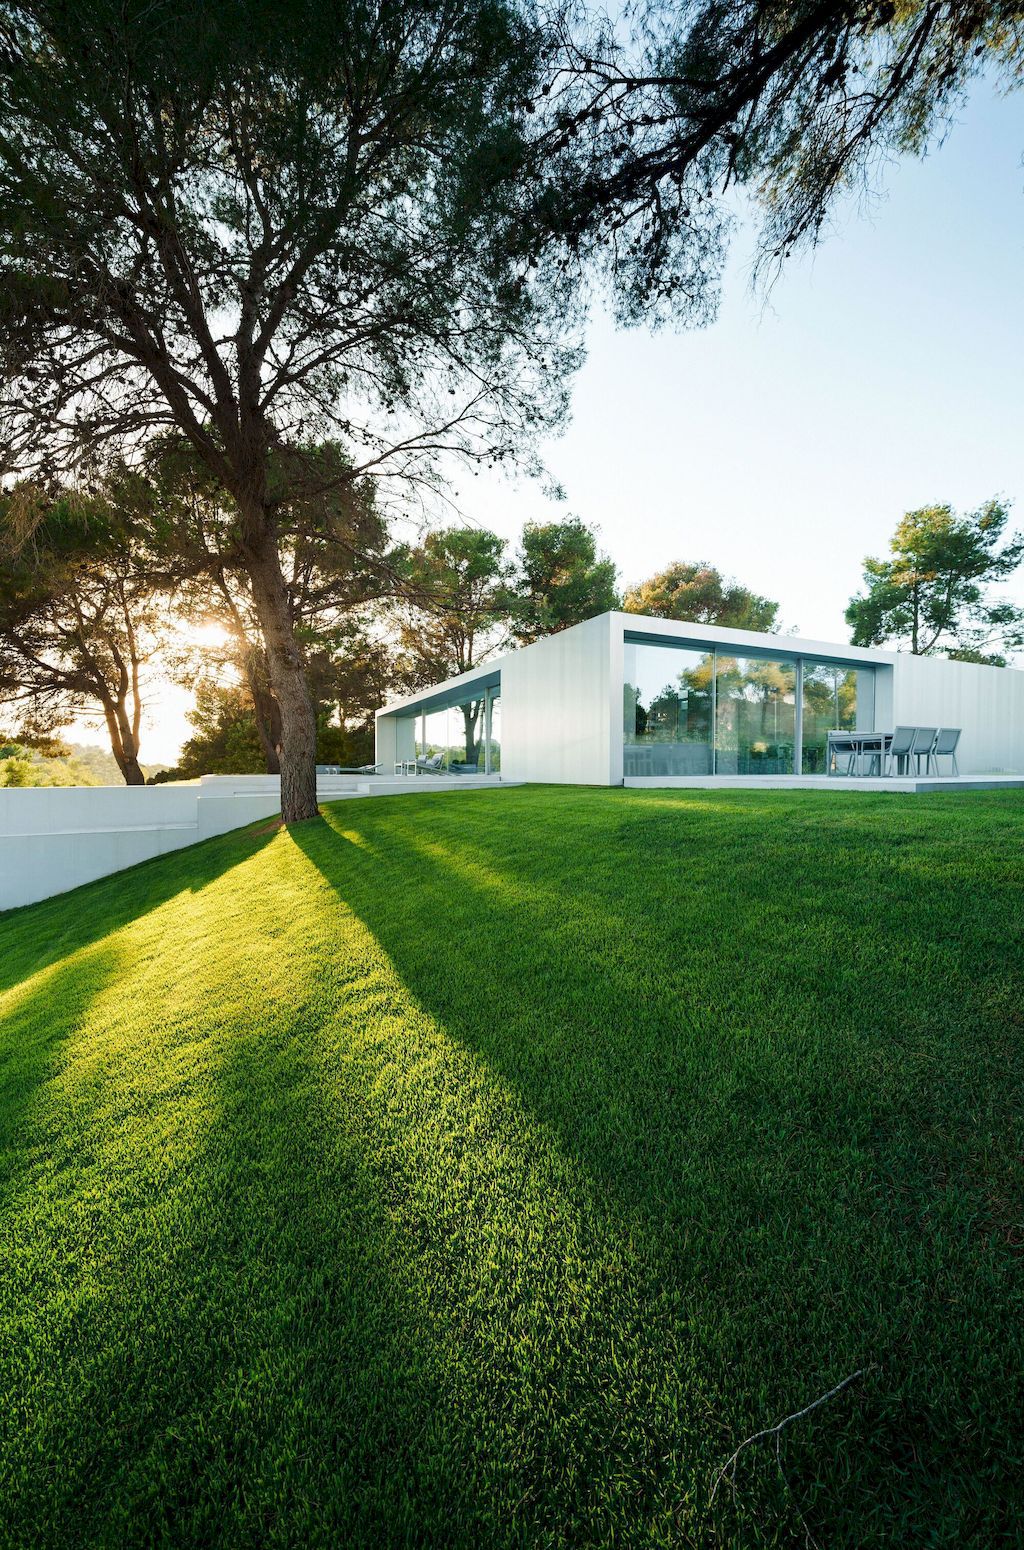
[623,773,1024,792]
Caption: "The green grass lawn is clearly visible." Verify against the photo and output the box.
[1,787,1023,1548]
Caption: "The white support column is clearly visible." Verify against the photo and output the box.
[794,659,804,776]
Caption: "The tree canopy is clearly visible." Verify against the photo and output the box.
[510,518,619,643]
[396,527,512,690]
[623,561,780,632]
[532,0,1024,320]
[0,0,580,818]
[846,499,1024,661]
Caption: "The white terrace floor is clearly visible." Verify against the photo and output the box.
[202,773,514,801]
[623,774,1024,793]
[203,772,1024,801]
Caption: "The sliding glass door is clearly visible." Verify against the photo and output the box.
[800,662,875,773]
[623,640,713,776]
[623,636,875,776]
[714,656,797,775]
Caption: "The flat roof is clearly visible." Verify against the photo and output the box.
[375,658,504,718]
[376,611,895,720]
[613,612,896,667]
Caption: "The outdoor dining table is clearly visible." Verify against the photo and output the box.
[826,729,893,775]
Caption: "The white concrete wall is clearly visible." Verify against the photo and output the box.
[0,779,286,913]
[892,653,1024,772]
[375,715,399,770]
[500,612,616,784]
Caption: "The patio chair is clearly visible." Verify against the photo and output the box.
[415,753,445,774]
[827,731,856,776]
[907,726,937,775]
[932,727,961,775]
[882,726,916,777]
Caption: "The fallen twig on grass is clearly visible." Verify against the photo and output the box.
[709,1365,876,1512]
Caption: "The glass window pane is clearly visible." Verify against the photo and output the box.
[420,707,450,769]
[623,640,713,776]
[488,694,501,773]
[801,662,875,773]
[411,692,495,773]
[451,698,484,771]
[715,655,797,775]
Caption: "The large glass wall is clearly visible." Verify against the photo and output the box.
[623,640,713,776]
[801,662,875,773]
[401,684,500,772]
[715,655,797,775]
[623,636,875,776]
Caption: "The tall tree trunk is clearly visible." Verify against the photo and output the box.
[246,527,319,822]
[462,701,481,767]
[100,695,147,785]
[249,677,282,775]
[213,573,283,774]
[119,754,147,786]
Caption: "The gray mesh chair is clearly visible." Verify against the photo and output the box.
[827,731,855,775]
[883,725,917,776]
[933,727,961,775]
[908,726,937,775]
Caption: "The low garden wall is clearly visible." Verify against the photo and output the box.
[0,778,286,912]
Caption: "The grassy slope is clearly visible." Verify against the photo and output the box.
[0,787,1022,1549]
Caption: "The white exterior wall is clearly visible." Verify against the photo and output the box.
[500,612,616,784]
[892,653,1024,773]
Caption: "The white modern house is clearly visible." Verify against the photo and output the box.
[376,611,1024,787]
[5,611,1023,914]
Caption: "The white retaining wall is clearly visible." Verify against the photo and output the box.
[0,772,511,913]
[0,777,286,913]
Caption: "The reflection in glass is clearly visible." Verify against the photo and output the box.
[451,697,485,770]
[801,663,874,773]
[623,641,714,776]
[714,655,797,774]
[487,694,501,773]
[412,691,495,772]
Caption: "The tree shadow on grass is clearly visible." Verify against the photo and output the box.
[0,938,125,1206]
[293,798,1024,1237]
[281,794,1024,1547]
[0,819,280,996]
[0,938,712,1550]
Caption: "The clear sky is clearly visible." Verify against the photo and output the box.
[477,78,1024,642]
[94,79,1024,766]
